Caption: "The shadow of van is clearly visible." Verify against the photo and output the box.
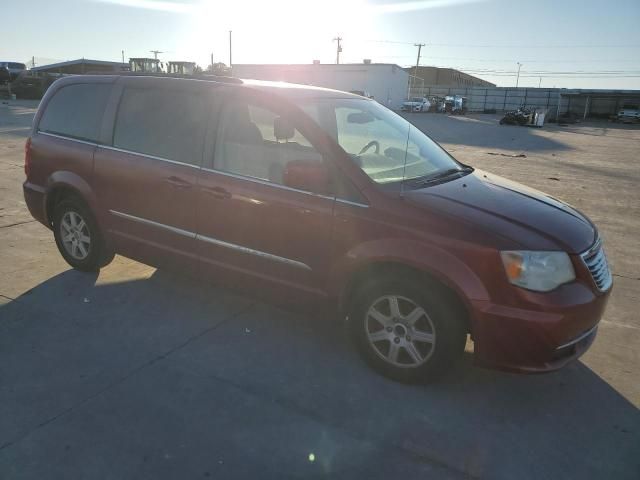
[0,268,638,479]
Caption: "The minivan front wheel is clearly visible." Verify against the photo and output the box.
[53,197,113,272]
[349,278,466,383]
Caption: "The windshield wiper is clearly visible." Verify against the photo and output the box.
[407,167,471,186]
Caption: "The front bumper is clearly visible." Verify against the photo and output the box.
[470,282,610,373]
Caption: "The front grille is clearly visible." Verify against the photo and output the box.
[581,239,612,291]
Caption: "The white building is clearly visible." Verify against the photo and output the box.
[232,63,409,109]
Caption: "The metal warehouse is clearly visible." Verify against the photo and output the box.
[231,63,409,109]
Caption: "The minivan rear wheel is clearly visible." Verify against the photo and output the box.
[53,197,113,272]
[349,277,466,383]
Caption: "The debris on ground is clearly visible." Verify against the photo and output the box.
[486,152,527,158]
[547,177,560,181]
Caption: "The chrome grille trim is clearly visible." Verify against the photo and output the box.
[580,238,612,292]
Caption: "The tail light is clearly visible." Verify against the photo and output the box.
[24,137,32,178]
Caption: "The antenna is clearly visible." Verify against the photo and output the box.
[399,125,411,198]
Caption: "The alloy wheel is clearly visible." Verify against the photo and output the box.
[365,295,436,367]
[60,211,91,260]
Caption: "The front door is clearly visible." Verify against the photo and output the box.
[196,92,335,299]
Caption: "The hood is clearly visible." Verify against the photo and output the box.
[404,170,596,253]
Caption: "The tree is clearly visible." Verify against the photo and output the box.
[206,62,231,76]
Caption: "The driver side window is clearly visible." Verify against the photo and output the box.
[214,101,323,187]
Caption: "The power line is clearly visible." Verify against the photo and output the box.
[371,53,640,64]
[364,39,640,49]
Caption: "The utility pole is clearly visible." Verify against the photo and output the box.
[150,50,163,59]
[408,43,425,99]
[229,30,233,68]
[515,62,522,88]
[121,50,125,63]
[31,56,36,68]
[538,76,542,88]
[333,36,342,64]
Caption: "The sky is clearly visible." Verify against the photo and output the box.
[3,0,640,89]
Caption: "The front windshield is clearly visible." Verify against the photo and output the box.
[299,98,464,184]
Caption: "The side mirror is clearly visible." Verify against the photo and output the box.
[283,160,330,194]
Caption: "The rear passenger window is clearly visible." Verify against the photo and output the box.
[113,87,208,166]
[38,83,111,142]
[214,102,323,186]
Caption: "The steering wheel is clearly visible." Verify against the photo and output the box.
[358,140,380,155]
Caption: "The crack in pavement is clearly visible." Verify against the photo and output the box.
[0,300,259,452]
[612,273,640,281]
[0,220,36,229]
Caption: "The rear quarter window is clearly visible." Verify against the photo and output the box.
[38,83,112,142]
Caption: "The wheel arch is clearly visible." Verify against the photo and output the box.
[45,171,98,226]
[331,238,492,334]
[339,260,473,334]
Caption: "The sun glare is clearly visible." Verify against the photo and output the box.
[180,0,372,66]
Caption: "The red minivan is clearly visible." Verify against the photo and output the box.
[23,75,611,382]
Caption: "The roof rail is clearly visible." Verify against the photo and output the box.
[92,71,243,84]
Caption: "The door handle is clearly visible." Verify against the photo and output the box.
[202,186,231,200]
[165,176,192,189]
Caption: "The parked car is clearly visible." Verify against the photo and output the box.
[615,104,640,123]
[401,97,431,112]
[23,75,612,383]
[0,61,27,81]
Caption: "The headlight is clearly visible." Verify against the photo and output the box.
[500,251,575,292]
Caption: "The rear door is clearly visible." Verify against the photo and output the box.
[195,89,336,298]
[93,78,212,271]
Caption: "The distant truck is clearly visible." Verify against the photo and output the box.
[438,95,468,114]
[10,71,61,99]
[401,97,431,112]
[0,61,26,81]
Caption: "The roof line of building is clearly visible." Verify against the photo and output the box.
[31,58,127,71]
[233,63,404,68]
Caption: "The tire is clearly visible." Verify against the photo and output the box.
[52,197,114,272]
[348,277,467,383]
